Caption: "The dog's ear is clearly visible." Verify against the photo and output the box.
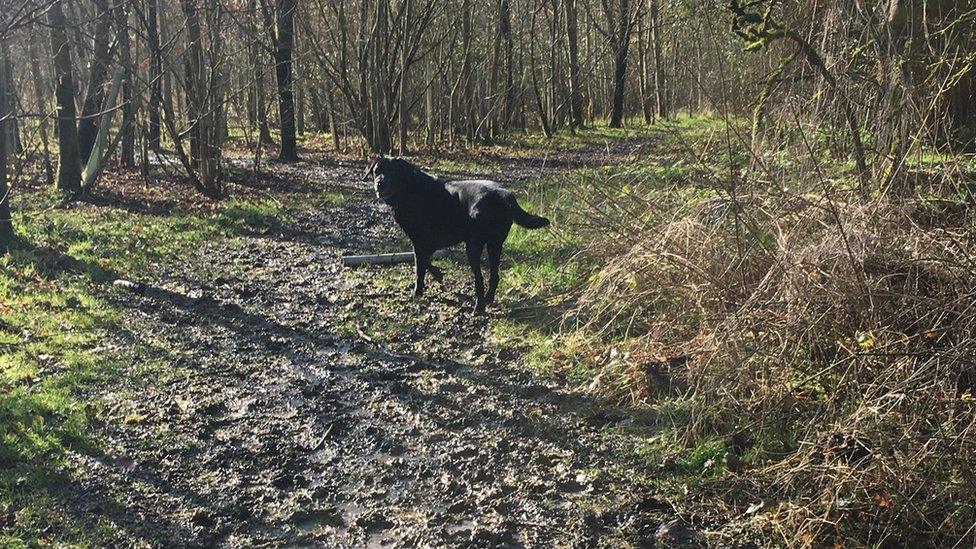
[361,159,377,182]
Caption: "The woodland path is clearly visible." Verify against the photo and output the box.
[72,143,675,548]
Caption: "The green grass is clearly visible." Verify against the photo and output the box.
[485,137,722,376]
[0,188,305,545]
[424,157,500,175]
[1,245,127,545]
[497,119,660,152]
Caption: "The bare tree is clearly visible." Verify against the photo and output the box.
[115,0,135,167]
[178,0,222,196]
[604,0,638,128]
[0,40,12,246]
[565,0,584,128]
[48,1,82,194]
[263,0,299,161]
[146,0,163,150]
[27,22,53,185]
[77,0,112,162]
[649,0,666,120]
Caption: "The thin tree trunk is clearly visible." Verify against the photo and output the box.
[500,0,515,127]
[637,8,652,124]
[327,84,340,152]
[147,0,162,150]
[49,2,83,195]
[180,0,221,197]
[294,22,304,136]
[425,56,435,148]
[609,0,631,128]
[398,0,412,154]
[0,43,13,247]
[1,48,20,157]
[115,0,135,168]
[565,0,584,128]
[650,0,667,119]
[548,0,561,130]
[530,7,552,137]
[460,0,474,143]
[274,0,299,160]
[371,1,390,153]
[78,0,113,162]
[488,0,503,139]
[27,24,54,185]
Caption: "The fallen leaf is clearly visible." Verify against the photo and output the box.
[123,413,147,425]
[872,491,891,508]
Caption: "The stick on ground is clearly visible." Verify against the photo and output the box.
[341,250,449,267]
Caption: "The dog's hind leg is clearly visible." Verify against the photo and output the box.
[465,240,487,313]
[486,239,503,305]
[428,263,445,286]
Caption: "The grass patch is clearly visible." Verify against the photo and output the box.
[0,184,310,545]
[498,120,659,152]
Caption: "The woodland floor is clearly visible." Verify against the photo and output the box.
[6,136,706,547]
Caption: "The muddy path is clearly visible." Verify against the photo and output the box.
[75,140,677,548]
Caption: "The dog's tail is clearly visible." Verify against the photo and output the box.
[507,194,550,229]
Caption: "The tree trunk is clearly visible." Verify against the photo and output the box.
[27,24,54,185]
[370,1,391,153]
[49,2,83,195]
[425,56,435,147]
[0,42,13,247]
[295,70,305,136]
[609,0,631,128]
[650,0,667,119]
[180,0,221,197]
[274,0,299,160]
[115,0,135,168]
[147,0,162,150]
[488,0,504,139]
[78,0,112,162]
[460,0,475,143]
[637,9,652,124]
[529,7,552,137]
[547,0,561,130]
[398,0,412,154]
[1,48,20,157]
[251,0,275,145]
[327,84,340,152]
[565,0,583,128]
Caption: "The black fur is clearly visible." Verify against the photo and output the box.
[363,157,550,313]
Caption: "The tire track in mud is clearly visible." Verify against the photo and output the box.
[79,150,674,547]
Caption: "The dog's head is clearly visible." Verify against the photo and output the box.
[362,156,416,204]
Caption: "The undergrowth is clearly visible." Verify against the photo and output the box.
[492,117,976,546]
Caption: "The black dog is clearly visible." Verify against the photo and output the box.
[363,157,550,313]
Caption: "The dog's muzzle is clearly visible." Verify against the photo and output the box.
[374,176,394,202]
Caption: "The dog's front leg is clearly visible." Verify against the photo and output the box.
[413,246,431,297]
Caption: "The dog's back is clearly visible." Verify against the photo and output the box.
[447,179,550,231]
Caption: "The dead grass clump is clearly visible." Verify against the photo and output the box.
[569,187,976,544]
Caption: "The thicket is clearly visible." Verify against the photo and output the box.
[553,1,976,545]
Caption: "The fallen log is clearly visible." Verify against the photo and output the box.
[342,250,449,267]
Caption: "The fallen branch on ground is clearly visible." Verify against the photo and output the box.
[342,250,449,267]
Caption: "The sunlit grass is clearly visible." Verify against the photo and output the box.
[0,188,300,545]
